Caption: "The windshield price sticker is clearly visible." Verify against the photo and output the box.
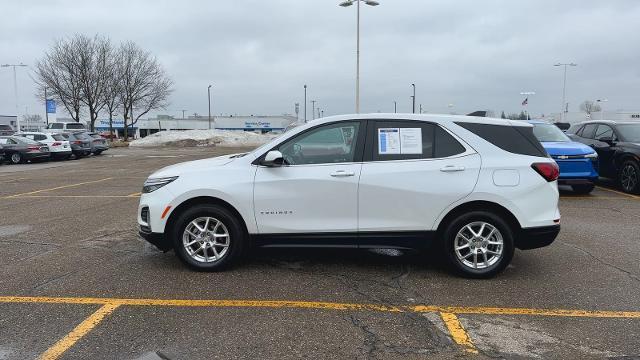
[378,128,422,155]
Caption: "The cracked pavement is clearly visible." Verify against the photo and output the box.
[0,147,639,359]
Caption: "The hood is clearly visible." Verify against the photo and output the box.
[149,154,237,178]
[541,141,595,156]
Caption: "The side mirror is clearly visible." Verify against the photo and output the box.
[598,136,615,145]
[262,150,285,167]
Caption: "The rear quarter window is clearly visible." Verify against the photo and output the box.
[455,122,547,157]
[52,134,65,141]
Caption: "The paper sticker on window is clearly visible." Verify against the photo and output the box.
[400,128,422,154]
[378,128,400,154]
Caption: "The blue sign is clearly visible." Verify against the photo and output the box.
[46,99,56,114]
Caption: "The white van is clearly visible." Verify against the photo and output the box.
[44,122,86,133]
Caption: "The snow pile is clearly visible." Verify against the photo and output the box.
[129,129,277,148]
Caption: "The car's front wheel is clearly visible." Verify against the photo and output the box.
[442,211,515,278]
[619,160,640,194]
[172,204,246,271]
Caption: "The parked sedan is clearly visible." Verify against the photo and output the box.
[568,120,640,194]
[58,132,91,159]
[15,132,72,160]
[0,136,50,164]
[86,132,110,155]
[528,120,599,194]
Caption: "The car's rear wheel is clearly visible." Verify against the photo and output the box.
[619,160,640,194]
[10,153,22,164]
[571,183,595,194]
[442,211,514,278]
[172,204,246,271]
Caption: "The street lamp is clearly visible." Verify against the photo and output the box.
[554,62,577,122]
[339,0,380,114]
[520,91,536,120]
[411,83,416,113]
[207,85,212,130]
[1,63,28,131]
[393,100,397,113]
[304,85,307,123]
[596,98,608,120]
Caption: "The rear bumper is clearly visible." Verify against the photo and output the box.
[139,230,172,252]
[516,224,560,250]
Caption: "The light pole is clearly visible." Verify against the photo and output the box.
[393,101,397,113]
[411,83,416,113]
[554,63,577,122]
[207,85,212,130]
[304,85,307,123]
[520,91,536,120]
[596,98,608,120]
[419,104,423,114]
[311,100,316,120]
[1,63,28,131]
[339,0,380,114]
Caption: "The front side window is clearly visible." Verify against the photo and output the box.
[594,125,615,141]
[49,123,63,129]
[34,134,47,141]
[580,124,598,139]
[277,122,361,165]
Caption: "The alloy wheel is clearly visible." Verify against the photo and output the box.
[621,164,638,192]
[454,221,504,270]
[182,217,230,263]
[11,153,21,164]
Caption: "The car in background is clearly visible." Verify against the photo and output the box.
[44,122,86,133]
[0,144,4,163]
[58,132,92,159]
[0,136,50,164]
[15,132,72,160]
[567,120,640,194]
[528,120,599,194]
[0,124,15,136]
[86,132,110,155]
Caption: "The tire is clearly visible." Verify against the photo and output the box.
[172,204,246,271]
[619,160,640,194]
[94,151,102,156]
[441,211,515,279]
[10,153,22,164]
[571,183,595,194]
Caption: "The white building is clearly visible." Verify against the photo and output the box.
[0,115,17,130]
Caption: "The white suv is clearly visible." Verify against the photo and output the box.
[138,114,560,278]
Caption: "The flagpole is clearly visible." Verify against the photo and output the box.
[520,91,535,120]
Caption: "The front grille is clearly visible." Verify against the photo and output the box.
[551,154,590,160]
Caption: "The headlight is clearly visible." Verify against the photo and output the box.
[584,152,598,159]
[142,176,178,193]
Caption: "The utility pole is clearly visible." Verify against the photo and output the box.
[304,85,307,123]
[419,104,422,114]
[411,83,416,114]
[554,63,577,122]
[44,87,49,126]
[1,63,28,131]
[207,85,212,130]
[394,101,397,113]
[181,110,186,119]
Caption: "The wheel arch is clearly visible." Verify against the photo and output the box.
[165,196,249,240]
[435,200,522,238]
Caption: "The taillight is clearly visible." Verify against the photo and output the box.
[73,140,82,145]
[27,146,39,151]
[52,142,62,146]
[531,162,559,182]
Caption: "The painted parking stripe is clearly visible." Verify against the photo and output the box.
[3,178,113,198]
[595,185,639,199]
[38,303,120,360]
[11,195,139,199]
[440,312,478,354]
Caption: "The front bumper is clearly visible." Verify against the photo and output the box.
[139,230,172,252]
[516,224,560,250]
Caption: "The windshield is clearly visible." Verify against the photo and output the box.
[617,124,640,142]
[532,123,570,142]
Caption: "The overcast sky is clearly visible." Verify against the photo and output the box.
[1,0,639,120]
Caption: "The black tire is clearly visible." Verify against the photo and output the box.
[94,151,102,156]
[172,204,246,271]
[571,183,595,195]
[10,153,22,164]
[441,211,515,279]
[619,160,640,194]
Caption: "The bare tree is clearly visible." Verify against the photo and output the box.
[35,38,84,122]
[74,35,112,131]
[102,54,123,140]
[580,100,602,115]
[118,41,173,140]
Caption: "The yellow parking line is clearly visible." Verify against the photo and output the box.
[595,186,639,199]
[38,303,119,360]
[127,192,142,197]
[412,305,640,318]
[440,312,478,354]
[4,178,113,198]
[14,195,138,199]
[560,196,622,200]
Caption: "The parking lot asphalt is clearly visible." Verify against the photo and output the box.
[0,147,639,359]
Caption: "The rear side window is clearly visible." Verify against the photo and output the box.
[455,122,547,157]
[434,127,466,158]
[52,134,65,141]
[34,134,47,141]
[579,124,597,139]
[66,123,85,130]
[50,123,63,129]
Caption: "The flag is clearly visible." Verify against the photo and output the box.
[522,98,528,106]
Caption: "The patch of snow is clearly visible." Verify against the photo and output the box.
[129,130,277,148]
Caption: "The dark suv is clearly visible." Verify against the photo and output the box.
[568,121,640,194]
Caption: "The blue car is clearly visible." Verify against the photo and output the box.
[528,120,599,194]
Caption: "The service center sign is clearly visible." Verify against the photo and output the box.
[244,120,271,129]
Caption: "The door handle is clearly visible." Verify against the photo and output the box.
[330,170,355,177]
[440,165,465,172]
